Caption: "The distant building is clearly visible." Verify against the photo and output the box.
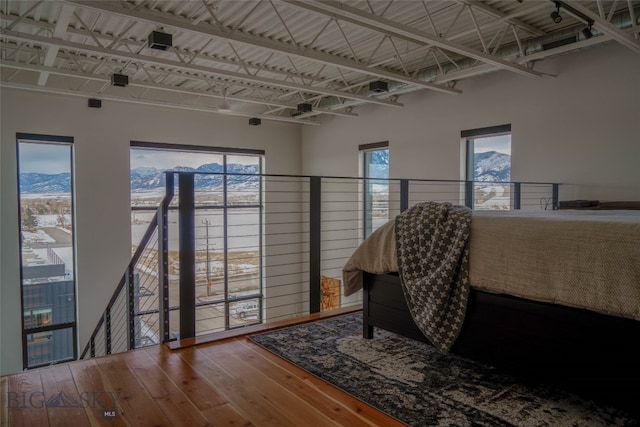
[21,246,75,367]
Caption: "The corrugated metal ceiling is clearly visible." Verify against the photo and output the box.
[1,0,638,125]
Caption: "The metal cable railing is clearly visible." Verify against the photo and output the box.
[81,172,559,358]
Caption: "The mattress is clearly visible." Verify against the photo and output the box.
[343,209,640,320]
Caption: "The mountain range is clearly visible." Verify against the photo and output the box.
[19,172,72,194]
[19,163,260,194]
[129,163,259,191]
[19,153,509,194]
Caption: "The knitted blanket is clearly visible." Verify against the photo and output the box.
[395,202,472,353]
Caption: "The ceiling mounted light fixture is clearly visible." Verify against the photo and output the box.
[582,25,593,39]
[148,30,172,50]
[550,3,562,24]
[369,81,389,93]
[297,103,312,113]
[111,73,128,87]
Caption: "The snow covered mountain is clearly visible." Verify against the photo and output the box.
[20,163,259,194]
[474,151,511,182]
[20,152,508,194]
[19,172,71,193]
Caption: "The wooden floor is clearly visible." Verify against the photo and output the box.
[1,318,404,426]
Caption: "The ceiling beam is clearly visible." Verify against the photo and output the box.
[457,0,546,37]
[0,29,403,108]
[37,3,74,86]
[0,11,329,86]
[283,0,544,78]
[64,0,461,95]
[561,0,640,54]
[0,81,320,126]
[0,59,358,118]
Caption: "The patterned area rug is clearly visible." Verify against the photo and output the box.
[249,313,639,426]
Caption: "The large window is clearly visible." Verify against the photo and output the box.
[361,142,389,237]
[130,142,264,340]
[463,125,512,210]
[17,134,77,369]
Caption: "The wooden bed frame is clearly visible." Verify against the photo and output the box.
[362,271,640,414]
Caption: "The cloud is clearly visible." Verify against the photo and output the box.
[18,143,71,174]
[473,134,511,154]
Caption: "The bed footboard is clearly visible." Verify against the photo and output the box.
[362,271,640,414]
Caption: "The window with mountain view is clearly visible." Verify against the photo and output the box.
[464,125,512,210]
[17,135,77,369]
[361,142,389,237]
[129,143,263,343]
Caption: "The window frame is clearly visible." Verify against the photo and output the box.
[129,141,265,339]
[359,141,389,238]
[16,133,78,369]
[462,125,512,210]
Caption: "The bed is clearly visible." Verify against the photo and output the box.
[342,206,640,413]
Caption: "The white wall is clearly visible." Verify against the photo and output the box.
[301,43,640,202]
[0,88,301,374]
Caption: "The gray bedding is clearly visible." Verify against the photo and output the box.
[343,209,640,321]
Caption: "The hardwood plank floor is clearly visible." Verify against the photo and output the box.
[1,331,404,426]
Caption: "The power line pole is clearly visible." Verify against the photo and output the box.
[202,218,212,296]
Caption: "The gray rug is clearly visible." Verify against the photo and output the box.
[249,313,638,426]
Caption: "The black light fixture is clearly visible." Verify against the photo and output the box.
[88,98,102,108]
[111,73,128,87]
[369,80,388,93]
[249,117,261,126]
[551,2,596,33]
[550,2,562,24]
[148,30,172,50]
[297,103,312,113]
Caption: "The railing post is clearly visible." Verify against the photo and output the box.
[513,182,521,210]
[309,176,321,314]
[90,336,95,358]
[126,265,136,350]
[464,180,474,209]
[400,179,409,213]
[179,173,196,340]
[552,184,559,210]
[104,307,111,355]
[158,173,173,343]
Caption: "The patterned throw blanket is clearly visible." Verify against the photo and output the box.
[395,202,472,353]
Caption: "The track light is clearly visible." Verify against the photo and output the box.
[582,26,593,39]
[550,8,562,24]
[249,117,261,126]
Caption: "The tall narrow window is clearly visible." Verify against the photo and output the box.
[17,134,77,369]
[361,142,389,237]
[463,125,512,210]
[130,142,264,342]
